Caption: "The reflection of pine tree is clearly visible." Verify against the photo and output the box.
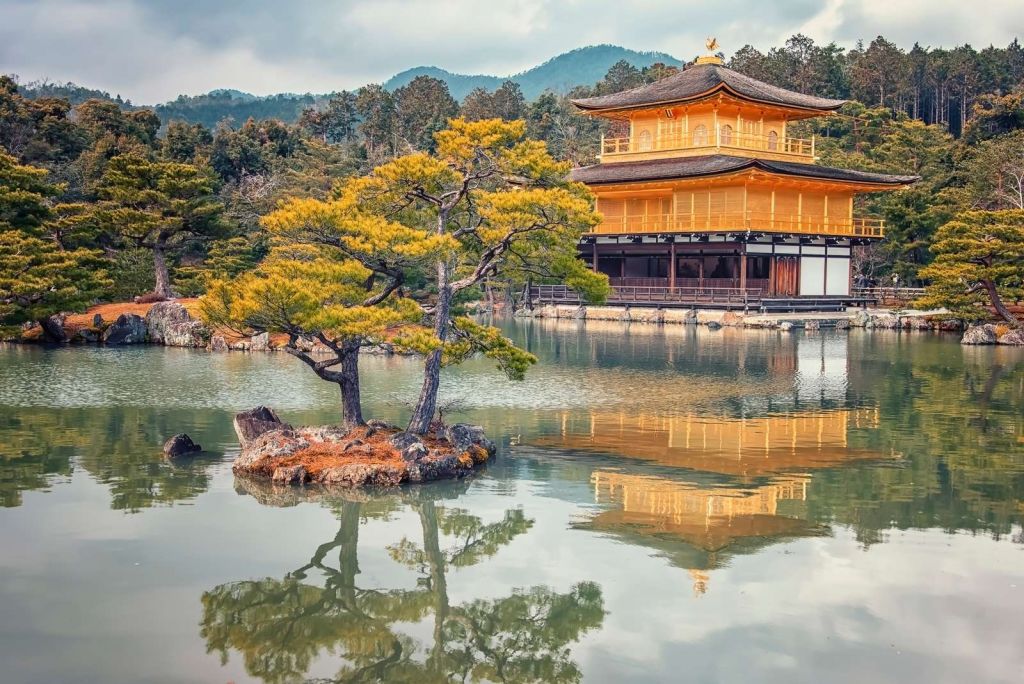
[200,493,605,683]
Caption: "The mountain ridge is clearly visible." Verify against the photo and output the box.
[384,44,682,100]
[12,44,683,127]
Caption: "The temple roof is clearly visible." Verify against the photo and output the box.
[572,63,846,114]
[570,154,919,187]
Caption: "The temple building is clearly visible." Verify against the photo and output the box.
[562,40,917,307]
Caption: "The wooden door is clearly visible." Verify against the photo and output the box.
[771,256,799,296]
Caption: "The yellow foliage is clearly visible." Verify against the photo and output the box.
[199,255,421,343]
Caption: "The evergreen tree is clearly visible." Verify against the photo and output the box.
[96,154,224,299]
[355,84,397,162]
[339,118,608,433]
[0,151,107,338]
[918,210,1024,325]
[394,75,459,152]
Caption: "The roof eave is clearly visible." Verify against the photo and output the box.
[571,160,919,188]
[571,83,846,116]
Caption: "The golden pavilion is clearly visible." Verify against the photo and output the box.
[562,39,917,307]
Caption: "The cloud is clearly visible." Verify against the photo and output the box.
[0,0,1021,104]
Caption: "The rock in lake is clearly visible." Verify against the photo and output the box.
[249,332,270,351]
[852,309,871,327]
[163,433,202,457]
[233,406,292,450]
[997,328,1024,345]
[445,423,496,457]
[103,313,147,345]
[961,323,998,345]
[145,301,210,348]
[867,313,900,329]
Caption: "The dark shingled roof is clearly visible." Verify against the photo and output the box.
[572,63,846,113]
[570,155,919,186]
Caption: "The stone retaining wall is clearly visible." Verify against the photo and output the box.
[515,304,966,332]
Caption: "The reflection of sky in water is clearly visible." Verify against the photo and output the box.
[0,322,1022,684]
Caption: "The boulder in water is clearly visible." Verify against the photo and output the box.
[249,332,270,351]
[145,301,210,348]
[103,313,147,345]
[445,423,496,457]
[961,323,998,345]
[163,433,202,457]
[997,328,1024,345]
[233,406,292,450]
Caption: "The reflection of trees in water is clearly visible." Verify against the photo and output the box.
[0,406,222,512]
[201,490,605,683]
[824,347,1024,544]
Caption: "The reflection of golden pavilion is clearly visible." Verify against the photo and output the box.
[546,408,882,477]
[590,471,816,550]
[581,471,827,596]
[552,408,888,595]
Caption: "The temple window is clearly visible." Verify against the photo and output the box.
[767,130,779,151]
[638,130,653,152]
[720,124,733,146]
[692,124,708,147]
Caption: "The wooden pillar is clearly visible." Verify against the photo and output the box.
[740,248,747,291]
[669,241,677,290]
[592,241,599,272]
[706,188,711,230]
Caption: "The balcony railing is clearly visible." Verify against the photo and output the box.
[592,211,885,238]
[601,129,815,161]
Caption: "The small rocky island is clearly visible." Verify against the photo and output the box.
[231,407,495,487]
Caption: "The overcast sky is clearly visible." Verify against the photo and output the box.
[1,0,1022,104]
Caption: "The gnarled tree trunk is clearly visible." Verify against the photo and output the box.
[408,266,452,435]
[153,244,172,300]
[338,340,365,429]
[985,280,1021,328]
[285,338,366,430]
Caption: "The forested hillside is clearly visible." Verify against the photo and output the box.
[2,33,1023,334]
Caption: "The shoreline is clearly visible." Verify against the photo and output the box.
[515,303,962,331]
[8,298,1022,349]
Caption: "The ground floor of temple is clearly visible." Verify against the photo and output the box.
[534,232,875,311]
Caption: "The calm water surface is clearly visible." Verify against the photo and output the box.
[1,320,1023,683]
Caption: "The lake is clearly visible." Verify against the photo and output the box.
[1,320,1022,683]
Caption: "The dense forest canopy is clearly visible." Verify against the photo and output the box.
[1,32,1023,333]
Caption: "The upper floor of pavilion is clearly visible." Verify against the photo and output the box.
[572,43,845,165]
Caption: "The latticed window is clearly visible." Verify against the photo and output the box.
[692,124,708,146]
[720,124,733,145]
[638,129,653,152]
[767,130,779,151]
